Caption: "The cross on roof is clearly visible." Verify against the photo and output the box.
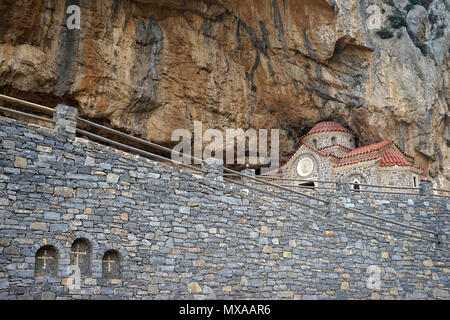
[103,255,116,272]
[37,249,53,270]
[71,243,87,265]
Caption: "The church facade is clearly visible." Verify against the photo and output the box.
[264,121,424,190]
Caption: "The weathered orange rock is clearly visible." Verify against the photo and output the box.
[0,0,448,187]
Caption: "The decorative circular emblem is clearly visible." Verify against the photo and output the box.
[296,157,314,177]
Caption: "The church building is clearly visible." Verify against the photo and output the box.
[264,121,423,190]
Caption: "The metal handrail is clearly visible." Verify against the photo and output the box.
[0,94,54,114]
[257,176,435,192]
[433,188,450,193]
[1,93,448,194]
[431,194,450,198]
[76,113,439,239]
[77,117,204,164]
[223,177,329,214]
[0,94,442,243]
[76,126,442,239]
[77,114,439,238]
[343,217,439,243]
[348,182,420,190]
[349,189,449,198]
[0,106,54,123]
[336,203,439,236]
[81,116,450,202]
[77,117,334,204]
[255,183,336,190]
[225,178,439,243]
[350,189,420,196]
[78,117,334,203]
[222,166,330,204]
[258,176,338,184]
[228,176,439,243]
[76,129,202,174]
[255,182,439,236]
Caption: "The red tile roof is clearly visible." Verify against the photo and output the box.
[341,140,392,159]
[299,121,352,143]
[392,141,414,161]
[302,143,340,158]
[334,155,380,168]
[318,144,353,152]
[262,139,421,174]
[335,149,422,171]
[378,149,414,167]
[306,121,352,136]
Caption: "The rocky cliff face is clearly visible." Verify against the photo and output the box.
[0,0,448,187]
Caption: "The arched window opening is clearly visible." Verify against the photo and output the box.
[70,238,91,277]
[331,137,336,145]
[35,245,58,277]
[313,139,318,149]
[102,250,121,279]
[353,180,360,191]
[413,176,417,188]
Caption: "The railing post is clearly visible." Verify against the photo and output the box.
[328,198,337,215]
[53,104,77,142]
[202,157,224,182]
[419,179,433,196]
[241,165,255,184]
[335,176,344,191]
[342,176,351,193]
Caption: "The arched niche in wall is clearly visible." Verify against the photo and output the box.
[35,245,59,277]
[348,173,366,191]
[102,249,121,279]
[70,238,91,277]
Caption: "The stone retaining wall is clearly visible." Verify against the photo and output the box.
[0,106,448,300]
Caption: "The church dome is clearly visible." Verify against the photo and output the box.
[306,121,352,136]
[300,121,354,151]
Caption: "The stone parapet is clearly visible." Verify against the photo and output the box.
[0,114,448,300]
[53,104,77,142]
